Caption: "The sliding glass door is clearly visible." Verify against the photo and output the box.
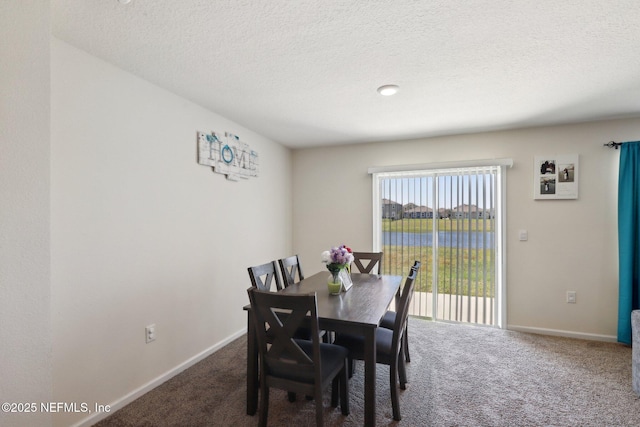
[372,163,507,327]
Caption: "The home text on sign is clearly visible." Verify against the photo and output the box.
[197,131,259,181]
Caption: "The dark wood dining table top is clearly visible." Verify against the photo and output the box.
[278,271,402,328]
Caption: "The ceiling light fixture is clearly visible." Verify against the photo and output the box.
[377,84,399,96]
[118,0,132,4]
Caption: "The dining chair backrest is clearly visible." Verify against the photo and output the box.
[351,251,384,274]
[391,260,421,311]
[248,261,283,292]
[392,268,417,351]
[279,255,304,287]
[248,288,319,380]
[411,260,422,274]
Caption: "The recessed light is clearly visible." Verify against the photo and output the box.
[118,0,132,4]
[377,85,399,96]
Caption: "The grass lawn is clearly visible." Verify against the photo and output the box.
[382,244,495,298]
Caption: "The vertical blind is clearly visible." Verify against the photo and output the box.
[371,161,509,327]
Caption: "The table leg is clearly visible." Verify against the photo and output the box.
[363,327,377,426]
[246,310,258,415]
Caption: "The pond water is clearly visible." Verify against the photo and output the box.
[383,231,494,249]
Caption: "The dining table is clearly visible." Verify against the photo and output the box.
[244,271,403,427]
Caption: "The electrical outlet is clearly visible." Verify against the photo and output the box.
[566,291,576,304]
[145,324,156,343]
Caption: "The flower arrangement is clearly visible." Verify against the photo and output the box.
[321,245,354,274]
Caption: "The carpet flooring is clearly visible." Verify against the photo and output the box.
[95,319,640,426]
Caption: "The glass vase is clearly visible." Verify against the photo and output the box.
[327,270,343,295]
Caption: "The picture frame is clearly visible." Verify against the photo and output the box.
[339,269,353,292]
[533,154,579,200]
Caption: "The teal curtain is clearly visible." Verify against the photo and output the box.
[618,141,640,344]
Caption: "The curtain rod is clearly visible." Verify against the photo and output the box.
[604,141,623,149]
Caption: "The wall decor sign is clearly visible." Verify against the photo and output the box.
[197,131,259,181]
[533,154,578,199]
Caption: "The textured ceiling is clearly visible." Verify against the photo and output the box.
[51,0,640,148]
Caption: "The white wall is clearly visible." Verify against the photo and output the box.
[292,118,636,340]
[0,2,52,427]
[50,39,292,427]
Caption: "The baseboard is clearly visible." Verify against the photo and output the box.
[71,328,246,427]
[507,324,617,343]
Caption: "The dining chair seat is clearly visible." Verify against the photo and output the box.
[380,311,411,363]
[272,339,349,383]
[380,311,395,329]
[334,328,396,366]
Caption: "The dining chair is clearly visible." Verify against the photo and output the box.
[247,287,350,427]
[247,261,283,292]
[351,251,384,274]
[380,260,422,363]
[334,267,417,421]
[247,260,323,402]
[278,254,304,287]
[342,261,420,371]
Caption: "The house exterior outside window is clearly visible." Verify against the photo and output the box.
[382,198,403,219]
